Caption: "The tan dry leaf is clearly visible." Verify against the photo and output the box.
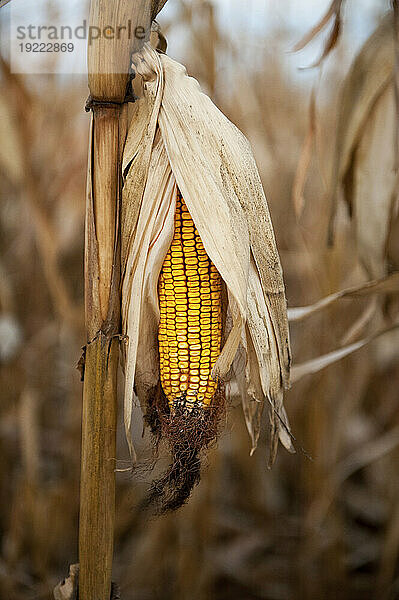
[53,564,79,600]
[0,96,23,184]
[350,84,397,278]
[233,343,264,457]
[291,322,399,384]
[293,0,342,53]
[288,271,399,322]
[293,0,344,68]
[335,423,399,485]
[328,13,396,254]
[340,298,378,345]
[309,9,342,69]
[292,89,316,218]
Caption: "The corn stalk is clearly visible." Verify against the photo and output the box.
[79,2,166,599]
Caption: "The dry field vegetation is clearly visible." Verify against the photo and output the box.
[1,1,399,599]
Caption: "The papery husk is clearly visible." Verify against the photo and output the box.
[121,44,292,460]
[328,12,396,263]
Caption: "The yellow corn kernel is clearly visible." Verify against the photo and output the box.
[158,191,222,411]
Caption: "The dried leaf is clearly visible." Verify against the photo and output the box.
[151,0,168,20]
[53,565,120,600]
[291,322,399,384]
[340,298,377,345]
[243,395,264,458]
[288,272,399,322]
[293,0,342,52]
[292,89,316,218]
[308,10,342,69]
[311,422,399,528]
[335,424,399,485]
[293,0,344,68]
[53,564,79,600]
[349,85,397,278]
[328,13,395,246]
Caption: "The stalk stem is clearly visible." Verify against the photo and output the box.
[79,333,119,600]
[78,2,166,597]
[79,105,121,600]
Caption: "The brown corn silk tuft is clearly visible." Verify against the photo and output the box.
[158,191,223,412]
[142,382,226,514]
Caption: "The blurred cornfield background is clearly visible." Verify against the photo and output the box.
[1,0,399,598]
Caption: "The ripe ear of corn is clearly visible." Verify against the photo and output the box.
[158,192,222,411]
[121,44,292,463]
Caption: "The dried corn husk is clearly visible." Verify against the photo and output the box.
[121,44,292,460]
[328,13,397,278]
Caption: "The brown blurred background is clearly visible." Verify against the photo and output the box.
[1,0,399,598]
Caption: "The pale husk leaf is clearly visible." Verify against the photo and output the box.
[122,134,175,441]
[121,54,164,272]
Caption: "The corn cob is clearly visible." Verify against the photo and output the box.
[158,191,222,411]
